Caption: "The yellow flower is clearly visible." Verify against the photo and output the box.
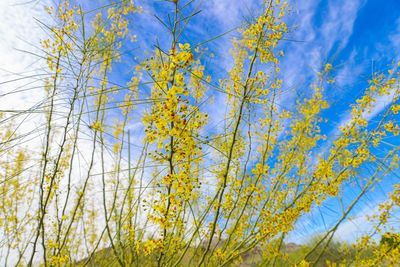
[90,120,104,132]
[324,63,333,72]
[391,104,400,114]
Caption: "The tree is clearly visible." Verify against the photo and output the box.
[0,0,399,266]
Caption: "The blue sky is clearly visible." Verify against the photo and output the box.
[1,0,399,246]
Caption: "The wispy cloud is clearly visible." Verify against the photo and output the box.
[280,0,365,92]
[204,0,259,28]
[320,0,366,53]
[334,198,400,242]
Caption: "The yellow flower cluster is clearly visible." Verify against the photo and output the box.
[142,43,207,237]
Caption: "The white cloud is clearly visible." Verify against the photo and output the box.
[334,199,400,242]
[281,0,364,90]
[0,0,49,109]
[321,0,366,53]
[204,0,258,28]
